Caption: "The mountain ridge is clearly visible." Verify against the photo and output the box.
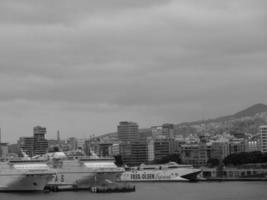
[179,103,267,126]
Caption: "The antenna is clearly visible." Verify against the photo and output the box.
[0,128,1,143]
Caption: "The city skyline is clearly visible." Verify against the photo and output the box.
[0,0,267,142]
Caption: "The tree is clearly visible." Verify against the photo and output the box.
[114,155,124,167]
[207,158,220,167]
[152,154,181,164]
[223,151,266,166]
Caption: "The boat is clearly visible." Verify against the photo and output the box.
[120,162,201,182]
[45,152,125,190]
[0,160,55,192]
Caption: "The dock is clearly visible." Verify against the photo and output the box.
[44,182,136,193]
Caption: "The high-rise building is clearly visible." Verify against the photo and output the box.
[33,126,48,155]
[117,121,139,142]
[259,125,267,153]
[162,124,174,139]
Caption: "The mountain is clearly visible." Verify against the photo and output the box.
[180,103,267,125]
[232,103,267,118]
[176,103,267,135]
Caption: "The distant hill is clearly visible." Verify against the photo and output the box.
[232,103,267,118]
[97,103,267,139]
[176,103,267,135]
[180,103,267,125]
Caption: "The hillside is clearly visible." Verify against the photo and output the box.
[175,103,267,135]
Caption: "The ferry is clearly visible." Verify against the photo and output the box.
[120,162,201,182]
[0,160,55,192]
[46,152,125,189]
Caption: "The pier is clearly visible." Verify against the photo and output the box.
[44,183,136,193]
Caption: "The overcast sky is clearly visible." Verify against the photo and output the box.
[0,0,266,142]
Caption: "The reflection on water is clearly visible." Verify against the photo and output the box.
[0,182,266,200]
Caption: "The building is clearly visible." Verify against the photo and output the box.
[117,121,139,142]
[245,135,260,152]
[210,140,230,161]
[120,142,148,166]
[181,143,209,167]
[259,125,267,153]
[0,143,8,160]
[147,139,155,161]
[151,124,175,139]
[229,139,245,155]
[33,126,48,155]
[18,137,34,157]
[162,124,175,139]
[151,126,163,139]
[67,137,78,151]
[98,143,113,157]
[18,126,48,157]
[153,139,176,161]
[111,143,120,156]
[77,138,86,150]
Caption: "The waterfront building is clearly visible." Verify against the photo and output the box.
[259,125,267,153]
[147,139,155,161]
[245,135,260,152]
[17,126,48,157]
[98,143,113,157]
[117,121,139,142]
[111,143,120,156]
[210,139,230,161]
[8,143,20,155]
[229,139,245,155]
[181,143,209,167]
[18,137,34,157]
[33,126,48,155]
[120,142,148,166]
[0,143,8,160]
[154,139,177,161]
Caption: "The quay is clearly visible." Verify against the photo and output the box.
[44,182,136,193]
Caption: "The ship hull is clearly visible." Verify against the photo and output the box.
[48,171,123,188]
[0,173,54,192]
[120,168,201,182]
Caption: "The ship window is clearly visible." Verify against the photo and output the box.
[33,182,37,186]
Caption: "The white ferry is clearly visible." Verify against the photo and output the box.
[46,152,124,189]
[120,162,201,182]
[0,160,55,192]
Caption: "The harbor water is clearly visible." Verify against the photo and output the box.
[0,182,266,200]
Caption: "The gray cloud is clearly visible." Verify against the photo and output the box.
[0,0,267,142]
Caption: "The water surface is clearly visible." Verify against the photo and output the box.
[1,182,266,200]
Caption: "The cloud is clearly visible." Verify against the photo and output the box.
[0,0,266,142]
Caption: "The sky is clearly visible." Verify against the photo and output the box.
[0,0,266,143]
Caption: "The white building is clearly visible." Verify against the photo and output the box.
[259,125,267,153]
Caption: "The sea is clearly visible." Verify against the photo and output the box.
[0,182,266,200]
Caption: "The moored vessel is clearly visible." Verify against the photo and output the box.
[0,160,55,192]
[120,162,201,182]
[46,152,125,190]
